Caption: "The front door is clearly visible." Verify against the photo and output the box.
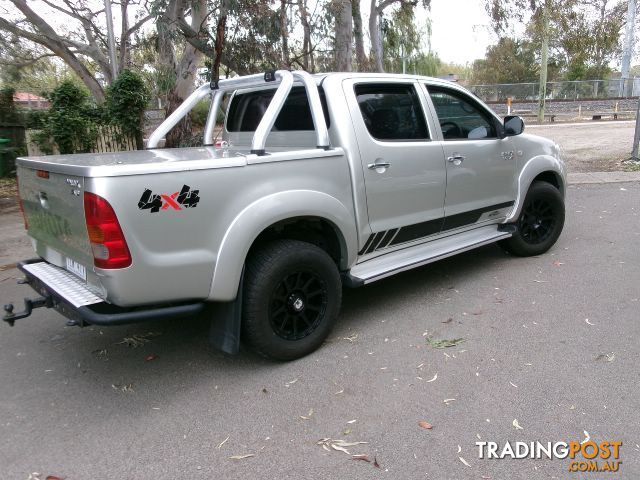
[425,85,517,231]
[346,80,447,255]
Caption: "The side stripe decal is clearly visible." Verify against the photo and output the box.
[359,201,515,256]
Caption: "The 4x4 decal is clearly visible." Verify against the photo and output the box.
[138,184,200,213]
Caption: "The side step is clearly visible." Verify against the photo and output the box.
[346,225,511,286]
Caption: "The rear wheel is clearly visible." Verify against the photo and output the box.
[500,181,565,256]
[242,239,342,360]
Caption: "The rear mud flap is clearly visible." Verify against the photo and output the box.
[208,270,243,355]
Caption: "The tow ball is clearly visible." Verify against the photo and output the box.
[3,296,53,326]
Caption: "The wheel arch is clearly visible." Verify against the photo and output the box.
[209,190,357,301]
[506,156,566,223]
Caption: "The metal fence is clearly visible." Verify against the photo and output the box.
[470,78,640,102]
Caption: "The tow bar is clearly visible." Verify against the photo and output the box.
[3,293,54,326]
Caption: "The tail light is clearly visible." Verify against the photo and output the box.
[83,192,132,269]
[16,176,28,230]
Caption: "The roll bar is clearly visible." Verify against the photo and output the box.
[146,70,331,155]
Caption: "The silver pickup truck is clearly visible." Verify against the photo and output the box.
[4,70,566,360]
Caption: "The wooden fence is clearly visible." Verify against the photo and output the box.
[26,125,137,157]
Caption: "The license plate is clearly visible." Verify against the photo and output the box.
[65,258,87,280]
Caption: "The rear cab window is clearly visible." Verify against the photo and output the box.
[226,86,330,132]
[354,83,429,141]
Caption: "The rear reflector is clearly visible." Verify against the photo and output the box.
[84,192,132,269]
[36,170,50,179]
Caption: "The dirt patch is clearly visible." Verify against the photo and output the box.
[527,121,635,173]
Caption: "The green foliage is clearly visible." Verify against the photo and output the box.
[472,38,539,84]
[0,87,18,124]
[190,100,210,128]
[43,80,99,154]
[105,70,151,149]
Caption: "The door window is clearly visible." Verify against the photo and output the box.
[428,87,497,140]
[354,84,429,141]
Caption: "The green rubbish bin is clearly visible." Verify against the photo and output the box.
[0,138,11,177]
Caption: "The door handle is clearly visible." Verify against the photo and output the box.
[447,154,465,165]
[368,161,391,170]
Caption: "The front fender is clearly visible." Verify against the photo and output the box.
[209,190,357,301]
[506,154,566,223]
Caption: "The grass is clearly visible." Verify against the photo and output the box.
[624,160,640,172]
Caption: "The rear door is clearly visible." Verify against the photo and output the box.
[424,85,517,231]
[345,79,447,255]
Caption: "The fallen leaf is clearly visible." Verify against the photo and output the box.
[300,408,314,420]
[45,476,64,480]
[115,331,161,348]
[553,260,565,266]
[217,435,230,449]
[513,419,524,430]
[595,353,615,362]
[418,421,433,430]
[352,454,371,462]
[229,454,254,460]
[425,373,438,383]
[459,456,471,467]
[145,354,158,362]
[426,337,466,349]
[331,444,351,454]
[443,398,456,405]
[343,428,351,435]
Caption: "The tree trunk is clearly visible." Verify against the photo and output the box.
[369,0,384,72]
[280,0,290,68]
[352,0,367,71]
[298,0,313,71]
[158,0,207,148]
[334,0,353,71]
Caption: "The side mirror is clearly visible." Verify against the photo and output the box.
[504,115,525,136]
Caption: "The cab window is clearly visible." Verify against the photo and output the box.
[427,87,497,140]
[354,83,429,141]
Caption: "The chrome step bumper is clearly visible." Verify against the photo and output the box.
[22,261,104,308]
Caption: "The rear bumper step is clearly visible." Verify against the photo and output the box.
[3,259,205,326]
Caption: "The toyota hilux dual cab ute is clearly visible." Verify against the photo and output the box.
[4,70,566,360]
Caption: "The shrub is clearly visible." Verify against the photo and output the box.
[105,69,150,149]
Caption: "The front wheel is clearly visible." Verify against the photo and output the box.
[242,239,342,360]
[500,180,565,257]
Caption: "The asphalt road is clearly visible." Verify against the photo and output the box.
[1,182,639,480]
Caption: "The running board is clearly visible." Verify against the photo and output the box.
[346,225,512,286]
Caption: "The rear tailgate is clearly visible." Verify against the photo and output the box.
[18,166,93,281]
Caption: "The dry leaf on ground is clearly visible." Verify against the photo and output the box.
[513,419,524,430]
[229,454,254,460]
[418,421,433,430]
